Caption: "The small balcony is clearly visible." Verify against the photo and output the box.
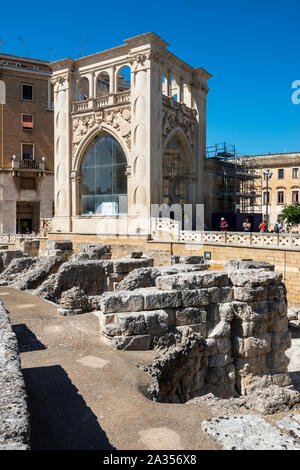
[11,159,46,176]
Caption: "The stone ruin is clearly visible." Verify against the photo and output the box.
[132,261,300,414]
[0,239,298,414]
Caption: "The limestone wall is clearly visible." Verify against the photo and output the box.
[0,299,30,449]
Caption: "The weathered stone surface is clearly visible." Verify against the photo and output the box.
[112,258,154,274]
[144,310,169,336]
[71,243,111,261]
[156,271,229,291]
[143,289,182,310]
[0,299,30,449]
[229,269,282,287]
[225,260,275,272]
[232,334,272,359]
[12,256,65,290]
[201,414,300,450]
[45,239,73,251]
[59,287,88,311]
[181,288,214,307]
[208,322,231,339]
[100,291,144,313]
[36,260,106,303]
[115,312,147,336]
[112,335,152,351]
[172,255,204,265]
[175,308,207,326]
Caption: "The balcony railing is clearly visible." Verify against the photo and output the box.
[11,159,46,172]
[72,91,130,113]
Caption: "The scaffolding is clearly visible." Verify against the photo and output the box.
[206,143,262,214]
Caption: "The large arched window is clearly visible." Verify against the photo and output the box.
[80,133,127,215]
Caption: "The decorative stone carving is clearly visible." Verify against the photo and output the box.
[72,106,131,155]
[162,107,196,147]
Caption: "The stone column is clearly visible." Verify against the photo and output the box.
[192,80,209,209]
[129,51,163,233]
[51,64,73,233]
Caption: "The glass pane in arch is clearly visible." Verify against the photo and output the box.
[80,133,127,215]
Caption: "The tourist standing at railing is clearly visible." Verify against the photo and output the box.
[259,220,267,233]
[242,218,251,232]
[220,217,228,232]
[274,219,283,233]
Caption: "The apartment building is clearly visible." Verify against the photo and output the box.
[251,152,300,229]
[0,53,54,234]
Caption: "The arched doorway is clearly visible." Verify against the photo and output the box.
[162,133,194,228]
[163,134,192,207]
[79,133,127,215]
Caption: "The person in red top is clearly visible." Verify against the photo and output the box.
[259,220,267,232]
[220,217,228,232]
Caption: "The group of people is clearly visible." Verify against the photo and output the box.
[220,217,283,233]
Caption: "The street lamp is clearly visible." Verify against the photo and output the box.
[263,169,272,231]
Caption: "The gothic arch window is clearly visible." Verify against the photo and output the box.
[80,133,127,215]
[163,134,191,207]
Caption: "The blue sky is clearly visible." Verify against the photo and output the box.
[1,0,299,155]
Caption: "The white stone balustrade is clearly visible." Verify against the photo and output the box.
[73,91,131,114]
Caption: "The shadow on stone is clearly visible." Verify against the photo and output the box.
[23,365,115,450]
[12,324,46,353]
[289,371,300,393]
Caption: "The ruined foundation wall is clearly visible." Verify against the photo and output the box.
[97,261,293,403]
[0,299,30,449]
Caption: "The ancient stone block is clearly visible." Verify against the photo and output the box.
[234,286,266,302]
[144,310,169,336]
[115,312,147,336]
[112,258,154,274]
[155,271,229,291]
[229,269,282,288]
[143,289,181,310]
[100,291,144,313]
[175,307,207,326]
[225,260,274,272]
[208,321,231,339]
[112,335,152,351]
[233,333,272,359]
[181,288,214,307]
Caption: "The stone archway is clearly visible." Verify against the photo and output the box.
[162,132,194,208]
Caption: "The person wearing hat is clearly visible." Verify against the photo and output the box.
[220,217,228,232]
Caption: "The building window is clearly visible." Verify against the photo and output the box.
[21,84,33,101]
[22,114,34,131]
[278,169,284,179]
[293,168,299,178]
[21,178,35,190]
[277,191,284,204]
[80,133,127,215]
[263,191,270,204]
[292,190,299,203]
[22,143,34,160]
